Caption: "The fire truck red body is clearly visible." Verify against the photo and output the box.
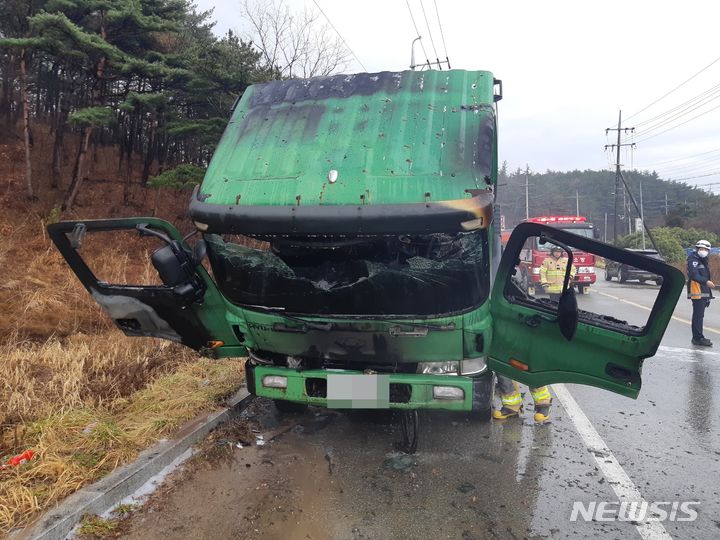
[503,216,597,294]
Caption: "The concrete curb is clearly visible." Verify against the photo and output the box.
[16,388,253,540]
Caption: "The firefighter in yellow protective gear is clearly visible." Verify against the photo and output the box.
[540,245,576,302]
[493,376,552,422]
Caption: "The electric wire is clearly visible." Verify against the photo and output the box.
[635,146,720,168]
[657,165,720,181]
[633,101,720,144]
[634,82,720,128]
[312,0,367,72]
[633,84,720,137]
[625,53,720,122]
[669,172,720,182]
[405,0,430,67]
[433,0,450,66]
[651,155,720,176]
[418,0,440,67]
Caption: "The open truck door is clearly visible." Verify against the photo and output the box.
[488,222,685,398]
[48,218,243,357]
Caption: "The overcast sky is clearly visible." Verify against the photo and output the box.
[196,0,720,191]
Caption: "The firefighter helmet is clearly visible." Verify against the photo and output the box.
[696,240,711,250]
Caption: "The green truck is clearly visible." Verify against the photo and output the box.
[49,70,684,446]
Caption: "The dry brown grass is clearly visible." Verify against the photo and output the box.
[0,358,244,533]
[0,160,246,533]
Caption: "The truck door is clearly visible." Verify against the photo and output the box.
[488,222,685,398]
[48,218,243,356]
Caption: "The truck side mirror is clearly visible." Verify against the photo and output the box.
[557,288,578,341]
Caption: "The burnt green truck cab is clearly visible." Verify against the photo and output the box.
[49,70,685,419]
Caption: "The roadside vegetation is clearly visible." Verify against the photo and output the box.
[0,211,245,533]
[0,0,351,532]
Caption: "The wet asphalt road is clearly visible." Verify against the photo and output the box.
[122,280,720,540]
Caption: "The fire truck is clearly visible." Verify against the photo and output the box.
[510,216,597,295]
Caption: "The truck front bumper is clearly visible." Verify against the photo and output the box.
[246,363,474,411]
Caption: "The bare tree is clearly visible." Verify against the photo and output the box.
[240,0,351,79]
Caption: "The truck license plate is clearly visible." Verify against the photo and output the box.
[327,374,390,409]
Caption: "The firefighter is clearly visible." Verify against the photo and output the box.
[540,245,576,302]
[493,376,552,423]
[687,239,715,347]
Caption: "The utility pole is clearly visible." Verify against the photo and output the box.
[604,212,608,243]
[524,165,530,220]
[605,111,635,244]
[664,193,669,216]
[575,190,579,215]
[640,179,646,249]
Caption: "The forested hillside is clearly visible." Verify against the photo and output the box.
[0,0,278,210]
[496,165,720,240]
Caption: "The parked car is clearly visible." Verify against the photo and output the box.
[605,249,664,285]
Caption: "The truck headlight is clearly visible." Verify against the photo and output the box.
[262,375,288,388]
[461,356,487,375]
[417,361,459,375]
[433,386,465,400]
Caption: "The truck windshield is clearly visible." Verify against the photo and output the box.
[205,231,488,316]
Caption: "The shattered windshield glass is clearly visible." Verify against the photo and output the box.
[205,231,489,316]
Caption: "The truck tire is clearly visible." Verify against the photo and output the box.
[577,284,589,295]
[619,267,628,283]
[273,399,308,414]
[605,269,612,281]
[468,371,494,422]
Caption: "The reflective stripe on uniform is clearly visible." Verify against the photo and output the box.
[530,386,551,402]
[687,280,711,299]
[501,392,523,406]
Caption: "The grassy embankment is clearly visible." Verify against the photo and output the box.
[0,138,245,533]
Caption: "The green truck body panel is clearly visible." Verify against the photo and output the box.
[47,70,686,414]
[199,70,497,208]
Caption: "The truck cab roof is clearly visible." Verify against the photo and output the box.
[190,70,499,236]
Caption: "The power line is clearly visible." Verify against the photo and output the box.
[405,0,430,67]
[433,0,450,67]
[653,155,720,176]
[625,53,720,122]
[312,0,367,72]
[669,172,720,182]
[418,0,440,67]
[634,82,720,129]
[635,146,720,168]
[634,100,720,144]
[633,85,720,138]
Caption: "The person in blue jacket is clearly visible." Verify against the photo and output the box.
[687,240,715,346]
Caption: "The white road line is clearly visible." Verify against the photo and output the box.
[658,345,720,359]
[596,290,720,335]
[553,384,672,540]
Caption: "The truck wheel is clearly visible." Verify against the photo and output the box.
[577,284,589,295]
[604,269,612,281]
[273,399,308,414]
[468,371,494,422]
[619,267,628,283]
